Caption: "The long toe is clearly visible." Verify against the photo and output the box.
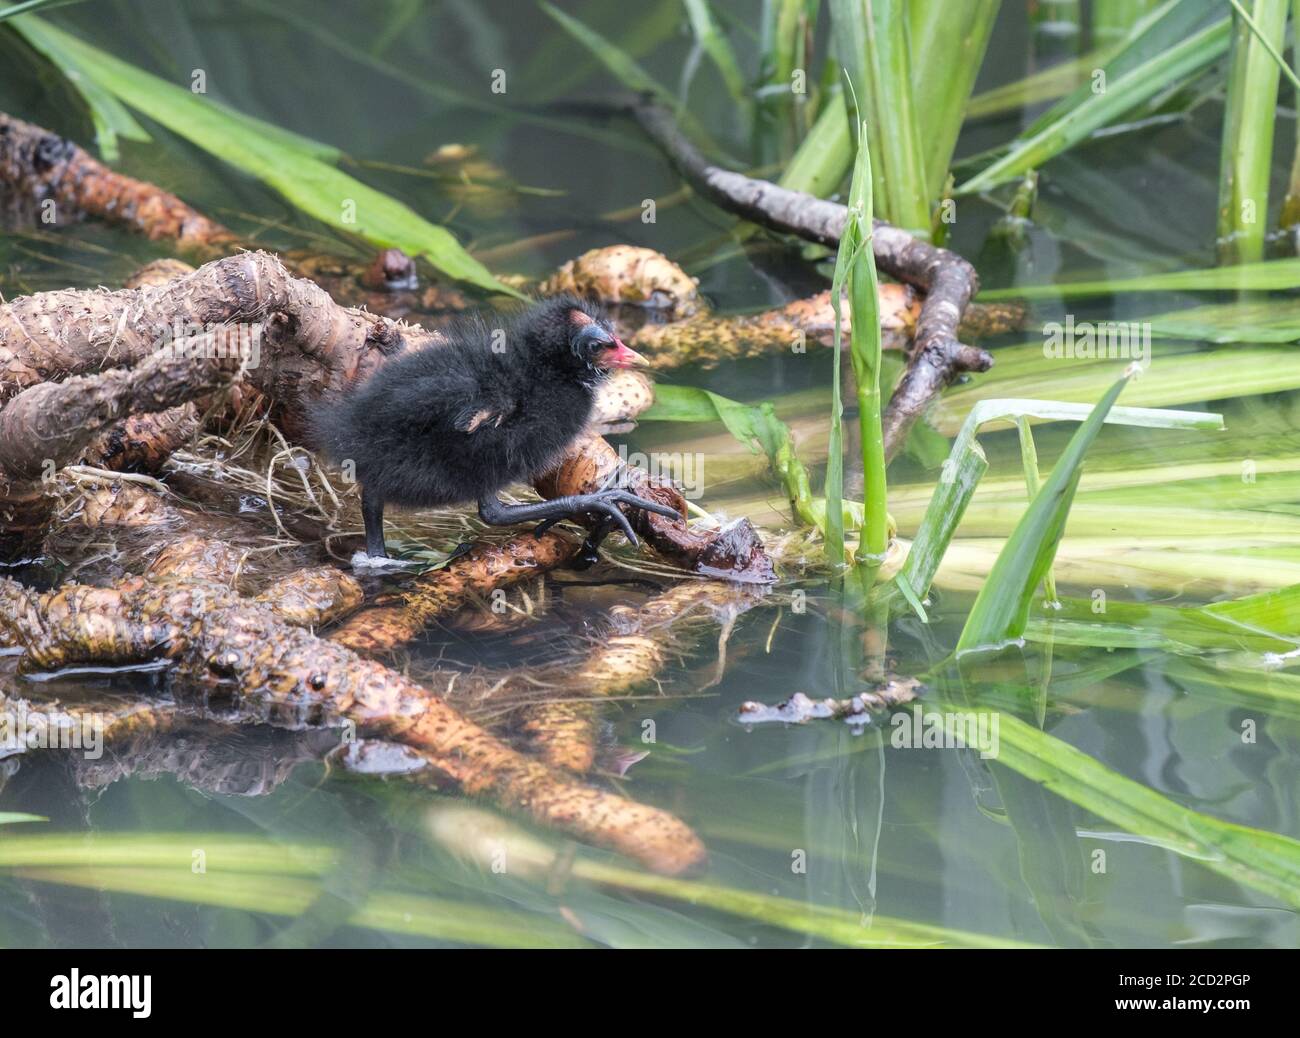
[610,490,682,521]
[597,502,639,546]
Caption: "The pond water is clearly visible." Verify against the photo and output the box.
[0,1,1297,948]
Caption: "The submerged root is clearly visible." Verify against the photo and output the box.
[146,534,363,627]
[517,580,766,772]
[0,574,706,874]
[330,532,579,655]
[0,112,239,257]
[737,682,922,726]
[540,245,703,320]
[540,244,1021,374]
[628,284,913,368]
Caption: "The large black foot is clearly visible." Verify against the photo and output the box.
[361,486,389,559]
[478,489,680,548]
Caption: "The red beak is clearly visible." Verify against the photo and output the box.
[599,337,649,369]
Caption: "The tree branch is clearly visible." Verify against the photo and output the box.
[628,97,993,457]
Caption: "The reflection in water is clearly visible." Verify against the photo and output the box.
[0,0,1297,949]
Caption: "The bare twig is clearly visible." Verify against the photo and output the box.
[628,97,993,457]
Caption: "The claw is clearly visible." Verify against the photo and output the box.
[598,502,639,546]
[624,495,681,522]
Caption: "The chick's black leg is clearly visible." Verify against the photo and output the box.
[361,486,388,559]
[574,514,618,569]
[478,491,680,549]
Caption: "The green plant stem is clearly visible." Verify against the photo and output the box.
[907,0,1001,203]
[1278,0,1300,231]
[1218,0,1289,264]
[831,0,930,232]
[1017,416,1058,605]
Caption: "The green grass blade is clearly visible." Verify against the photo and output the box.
[0,812,46,825]
[980,257,1300,299]
[8,10,150,162]
[830,0,930,232]
[1227,0,1300,91]
[1019,0,1223,135]
[1143,298,1300,342]
[958,13,1229,193]
[824,242,851,564]
[907,0,1000,202]
[929,345,1300,433]
[1218,0,1289,264]
[17,866,586,948]
[898,436,989,600]
[841,120,888,563]
[1281,0,1300,230]
[965,48,1113,120]
[956,372,1135,653]
[0,0,80,22]
[1016,416,1058,604]
[779,95,853,197]
[647,385,821,528]
[754,0,808,158]
[1026,587,1300,654]
[21,18,513,295]
[540,1,676,105]
[969,702,1300,909]
[1092,0,1162,44]
[681,0,748,105]
[432,806,1035,947]
[898,398,1219,603]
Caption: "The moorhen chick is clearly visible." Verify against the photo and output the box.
[314,295,681,562]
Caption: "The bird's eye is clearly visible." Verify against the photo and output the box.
[572,323,610,356]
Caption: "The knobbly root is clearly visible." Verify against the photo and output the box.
[329,532,579,655]
[0,112,240,257]
[71,481,180,529]
[145,535,363,626]
[628,284,918,369]
[255,567,364,627]
[0,575,706,875]
[0,250,769,578]
[540,245,703,320]
[519,700,603,773]
[737,681,922,726]
[87,405,200,474]
[0,251,442,428]
[148,535,248,584]
[536,434,775,584]
[542,246,1020,373]
[518,580,766,772]
[0,352,236,482]
[0,352,237,556]
[590,369,655,433]
[0,678,182,752]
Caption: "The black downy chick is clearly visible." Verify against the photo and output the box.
[313,296,681,561]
